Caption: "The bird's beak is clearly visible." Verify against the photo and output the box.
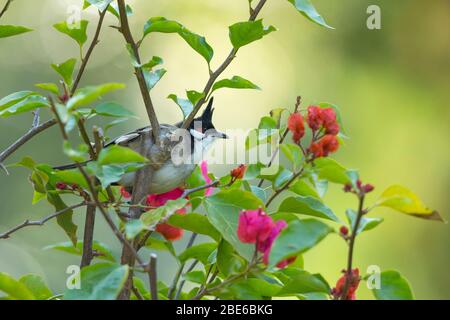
[215,130,229,139]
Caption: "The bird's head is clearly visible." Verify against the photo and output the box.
[189,97,228,145]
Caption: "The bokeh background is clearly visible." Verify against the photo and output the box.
[0,0,449,299]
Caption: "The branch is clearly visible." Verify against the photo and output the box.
[71,9,108,96]
[258,96,302,187]
[80,203,96,268]
[0,8,108,167]
[340,194,365,300]
[181,0,268,129]
[181,180,220,198]
[0,202,87,239]
[117,0,160,144]
[147,253,158,300]
[0,0,13,19]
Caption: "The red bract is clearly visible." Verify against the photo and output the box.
[321,108,339,135]
[311,134,340,158]
[156,209,186,241]
[120,186,131,199]
[362,184,375,193]
[287,112,305,144]
[237,209,275,244]
[231,164,247,180]
[340,226,349,236]
[146,188,187,241]
[56,182,67,190]
[332,268,360,300]
[307,105,323,131]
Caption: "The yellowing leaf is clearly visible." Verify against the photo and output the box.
[375,185,443,222]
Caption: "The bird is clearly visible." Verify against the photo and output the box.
[54,97,228,194]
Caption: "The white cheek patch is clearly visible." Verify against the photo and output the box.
[190,129,205,141]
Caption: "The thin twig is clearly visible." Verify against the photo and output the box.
[71,9,108,96]
[168,233,198,299]
[181,180,220,198]
[0,202,87,239]
[148,253,158,300]
[0,0,13,19]
[131,286,144,300]
[258,96,302,187]
[181,0,268,129]
[175,259,199,300]
[117,0,160,144]
[340,194,365,300]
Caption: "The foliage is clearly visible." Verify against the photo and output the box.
[0,0,442,301]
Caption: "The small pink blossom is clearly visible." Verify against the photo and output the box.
[237,209,275,244]
[200,160,214,197]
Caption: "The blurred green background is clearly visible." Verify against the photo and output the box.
[0,0,449,299]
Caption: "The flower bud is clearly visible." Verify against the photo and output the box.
[340,226,349,236]
[231,164,247,180]
[287,112,305,144]
[56,182,67,190]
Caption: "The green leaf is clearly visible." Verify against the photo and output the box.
[178,243,217,265]
[98,145,148,165]
[375,185,443,221]
[228,19,276,49]
[64,263,129,300]
[0,273,36,300]
[287,0,333,29]
[278,195,340,222]
[312,158,356,185]
[269,219,332,268]
[289,179,321,199]
[280,143,303,170]
[212,76,260,92]
[276,269,330,295]
[84,1,132,18]
[269,108,287,128]
[143,17,213,63]
[19,275,53,300]
[204,189,264,261]
[345,209,383,235]
[0,91,35,111]
[84,0,113,12]
[68,83,125,110]
[141,199,188,227]
[51,58,77,87]
[63,141,89,162]
[186,90,205,106]
[54,20,89,47]
[217,240,244,277]
[47,193,78,245]
[44,241,115,262]
[168,213,220,241]
[143,68,167,90]
[35,83,59,94]
[0,25,32,38]
[372,270,414,300]
[124,219,146,240]
[0,95,49,117]
[54,168,90,189]
[145,234,177,257]
[167,94,193,119]
[93,102,135,118]
[232,278,282,298]
[182,271,206,285]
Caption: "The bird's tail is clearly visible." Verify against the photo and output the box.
[53,161,90,170]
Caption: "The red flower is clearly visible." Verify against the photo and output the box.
[332,268,360,300]
[340,226,349,236]
[120,187,131,199]
[306,106,323,131]
[155,210,186,241]
[56,182,67,190]
[287,112,305,144]
[311,135,339,158]
[145,188,186,241]
[237,209,275,244]
[231,164,247,180]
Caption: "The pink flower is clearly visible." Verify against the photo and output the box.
[120,187,131,199]
[146,188,184,207]
[237,209,275,244]
[200,160,214,197]
[258,220,288,265]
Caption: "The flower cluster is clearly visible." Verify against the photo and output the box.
[237,208,296,268]
[287,106,341,158]
[331,268,361,300]
[343,179,375,195]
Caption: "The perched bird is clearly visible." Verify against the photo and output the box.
[54,98,228,194]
